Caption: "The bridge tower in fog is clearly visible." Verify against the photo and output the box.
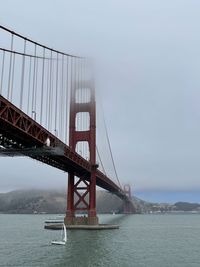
[65,77,99,225]
[123,185,135,214]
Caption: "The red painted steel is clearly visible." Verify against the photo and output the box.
[65,80,99,224]
[0,94,91,172]
[0,24,135,220]
[0,94,134,218]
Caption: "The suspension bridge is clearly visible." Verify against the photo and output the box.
[0,25,135,225]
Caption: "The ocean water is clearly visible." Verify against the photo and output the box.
[0,214,200,267]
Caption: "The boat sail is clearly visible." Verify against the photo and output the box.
[51,223,67,245]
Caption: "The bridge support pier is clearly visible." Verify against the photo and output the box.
[65,170,99,226]
[65,214,99,226]
[123,200,135,214]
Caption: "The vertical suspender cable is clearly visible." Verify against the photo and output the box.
[10,53,15,102]
[78,59,81,156]
[20,39,26,109]
[54,52,59,136]
[96,146,107,175]
[59,55,62,140]
[51,52,54,131]
[103,112,122,189]
[81,60,85,159]
[40,48,45,125]
[80,59,82,136]
[75,58,79,154]
[60,54,64,141]
[34,57,38,121]
[27,57,32,115]
[65,56,69,144]
[7,34,13,100]
[32,44,37,119]
[0,50,5,95]
[69,57,73,147]
[48,51,53,130]
[45,57,50,128]
[84,59,87,159]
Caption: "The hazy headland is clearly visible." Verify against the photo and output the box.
[0,189,199,214]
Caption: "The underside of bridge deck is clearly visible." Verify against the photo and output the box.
[0,94,128,201]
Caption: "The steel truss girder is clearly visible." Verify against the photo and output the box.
[0,94,130,202]
[0,94,91,171]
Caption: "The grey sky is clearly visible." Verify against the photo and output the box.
[1,0,200,194]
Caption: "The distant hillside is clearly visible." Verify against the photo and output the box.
[0,190,67,214]
[1,190,199,214]
[174,202,200,212]
[0,190,141,214]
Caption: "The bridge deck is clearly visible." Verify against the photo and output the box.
[0,95,126,200]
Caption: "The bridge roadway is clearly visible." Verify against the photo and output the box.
[0,95,127,200]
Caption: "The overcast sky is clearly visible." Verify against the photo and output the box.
[1,0,200,201]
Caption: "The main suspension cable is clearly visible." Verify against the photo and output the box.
[0,25,82,59]
[96,145,107,175]
[102,109,122,189]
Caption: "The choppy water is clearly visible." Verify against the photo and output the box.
[0,214,200,267]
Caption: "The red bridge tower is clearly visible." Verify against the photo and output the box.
[123,184,135,214]
[65,78,98,225]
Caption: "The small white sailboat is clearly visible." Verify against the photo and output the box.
[51,223,67,245]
